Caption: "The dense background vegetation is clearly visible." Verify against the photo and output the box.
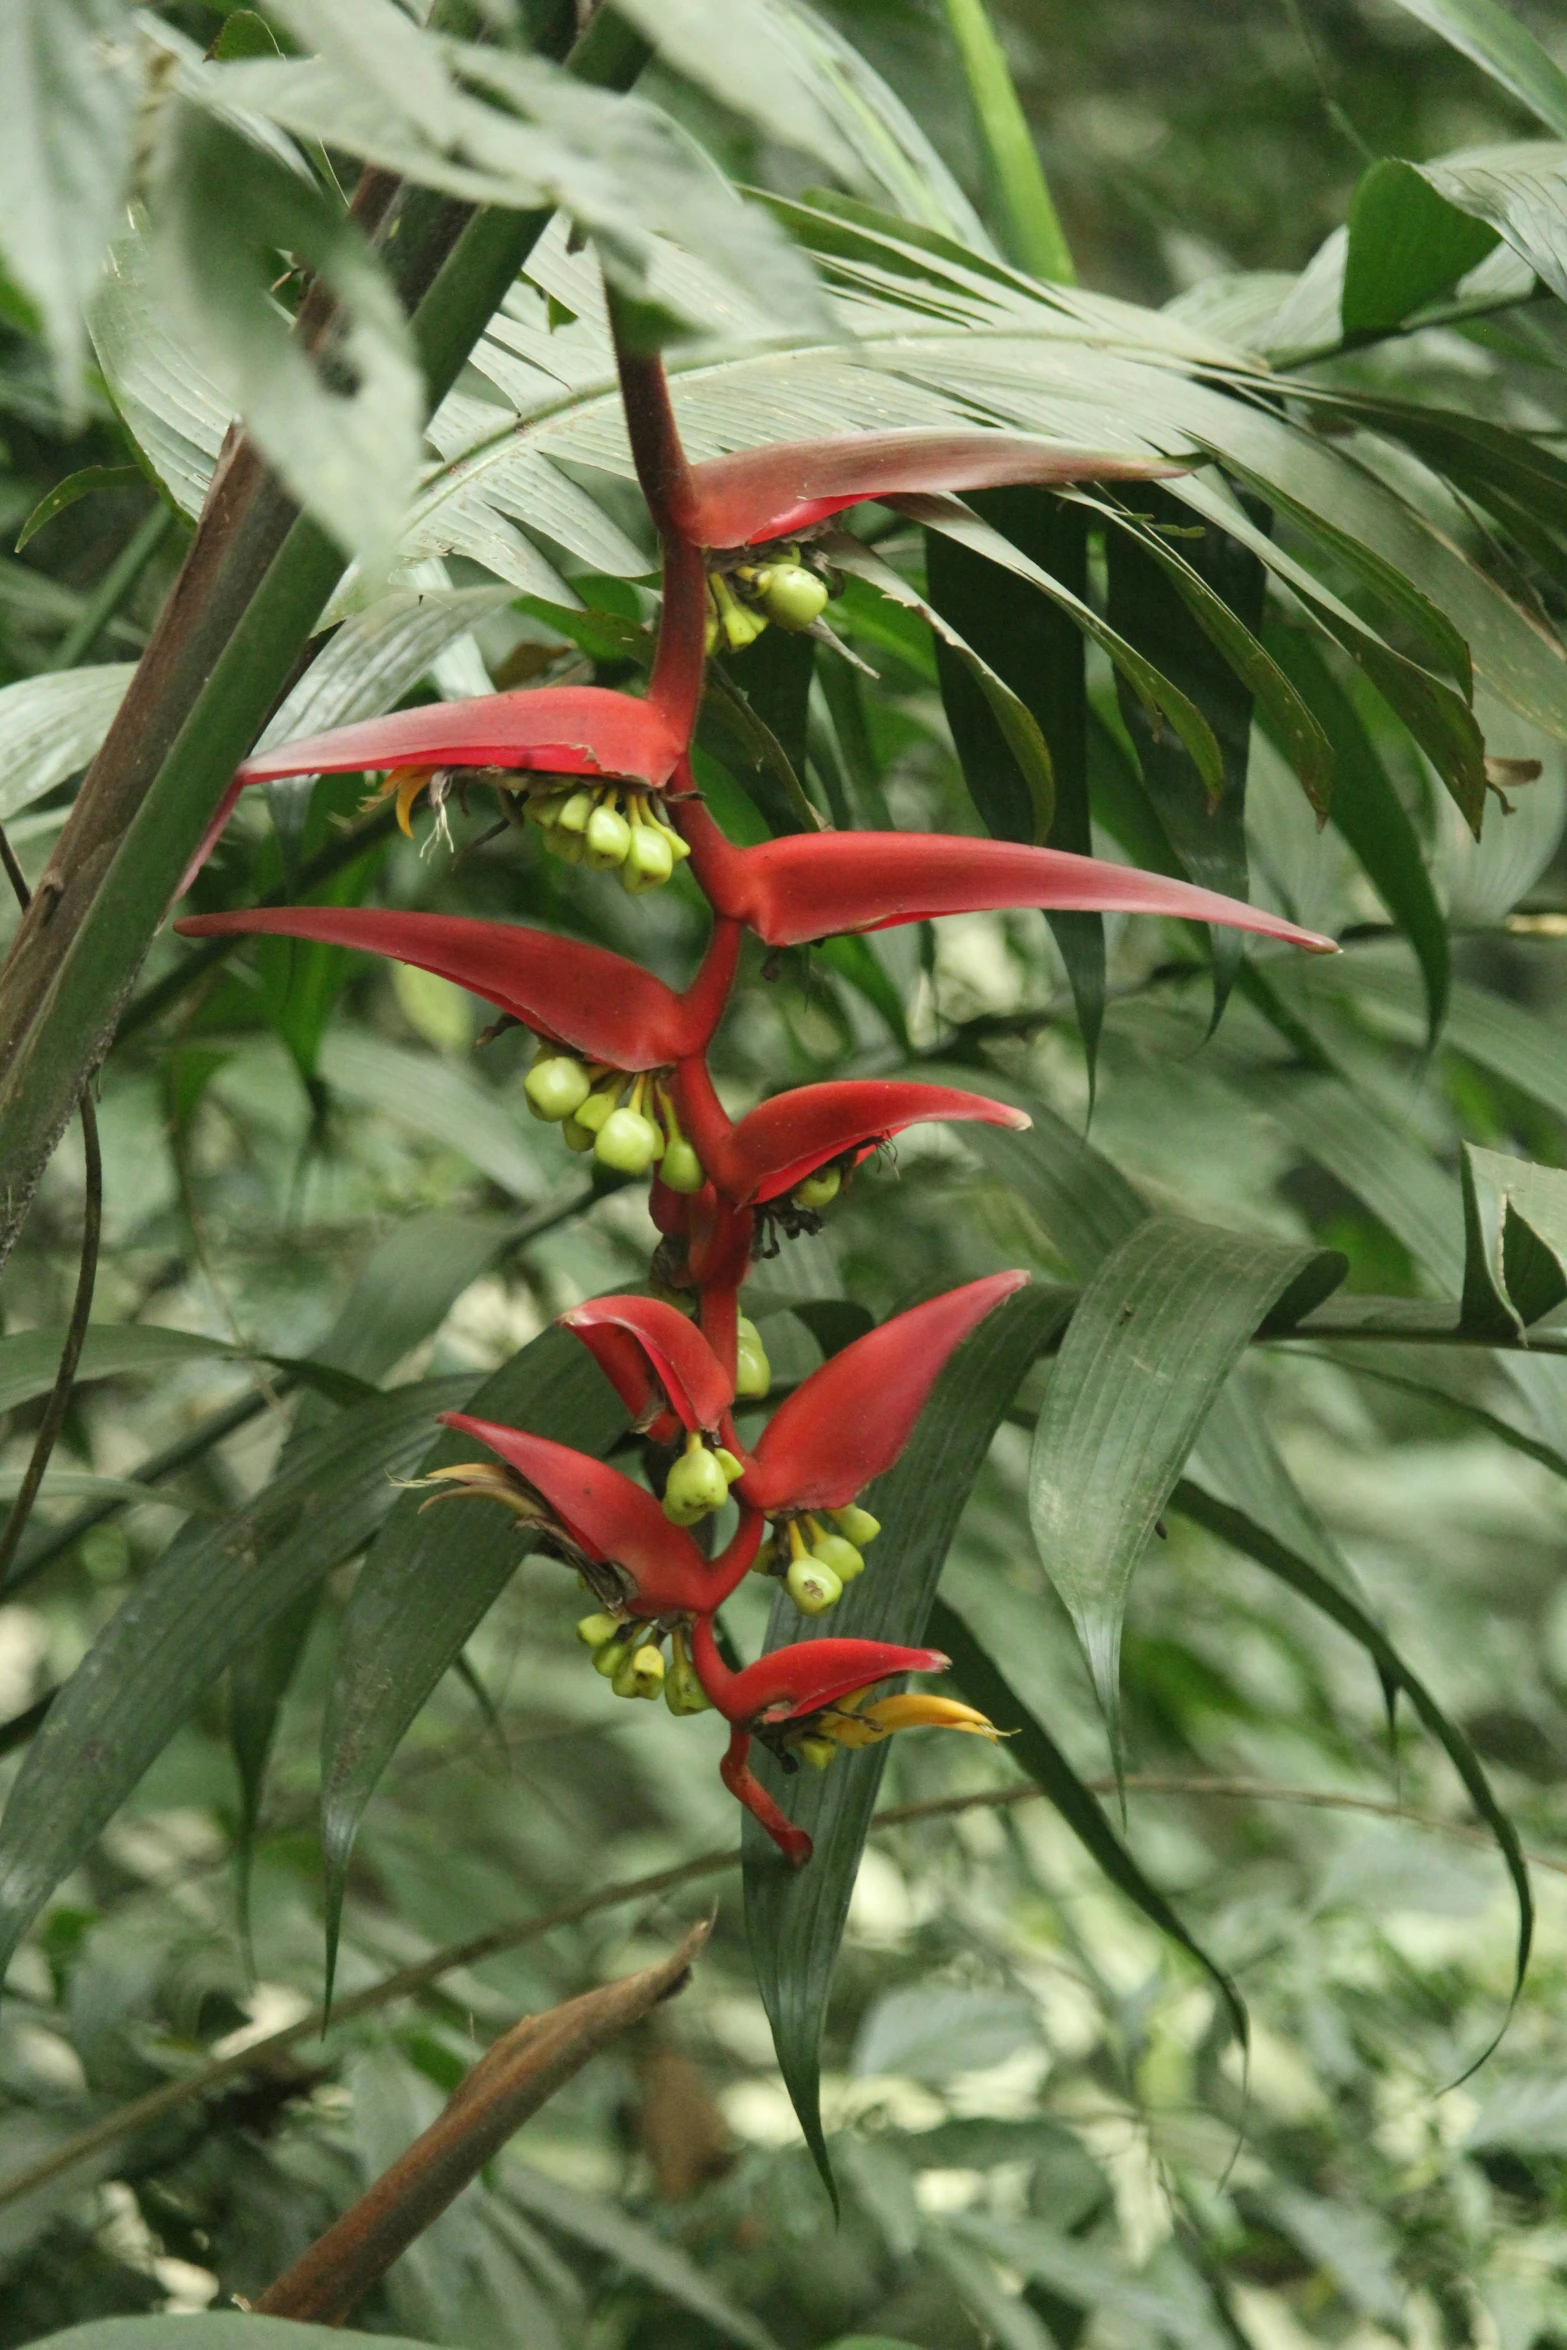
[8,3,1567,2347]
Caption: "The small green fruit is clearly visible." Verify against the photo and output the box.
[594,1106,662,1174]
[810,1532,865,1582]
[792,1164,842,1210]
[786,1556,843,1616]
[593,1630,634,1677]
[755,562,829,631]
[734,1316,771,1399]
[663,1445,731,1524]
[830,1504,881,1547]
[664,1632,712,1716]
[796,1734,839,1770]
[612,1641,666,1700]
[525,1055,591,1122]
[561,1114,595,1153]
[556,788,595,834]
[659,1138,705,1194]
[575,1611,622,1649]
[585,803,633,869]
[621,824,675,892]
[573,1087,618,1134]
[714,1447,745,1484]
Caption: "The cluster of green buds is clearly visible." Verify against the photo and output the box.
[757,1502,881,1616]
[705,547,831,654]
[524,780,691,894]
[524,1051,706,1186]
[575,1613,711,1714]
[663,1430,746,1524]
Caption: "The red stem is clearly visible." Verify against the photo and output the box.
[671,794,750,919]
[670,1055,734,1177]
[699,1282,740,1391]
[674,916,741,1057]
[718,1726,812,1868]
[607,324,707,741]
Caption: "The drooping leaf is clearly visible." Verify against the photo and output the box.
[1262,626,1448,1042]
[0,0,139,406]
[924,492,1103,1068]
[1376,0,1567,137]
[0,1376,477,1986]
[1418,143,1567,304]
[1028,1215,1345,1738]
[0,1323,368,1418]
[1460,1143,1567,1338]
[931,1598,1246,2050]
[15,466,147,554]
[91,213,231,517]
[316,1032,545,1202]
[1341,158,1499,337]
[1170,1473,1533,2049]
[743,1281,1073,2197]
[150,100,423,577]
[319,1326,626,1980]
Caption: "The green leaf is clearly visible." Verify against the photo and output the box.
[931,1599,1247,2051]
[503,2162,784,2350]
[0,1,139,407]
[1104,487,1269,1012]
[742,1282,1073,2198]
[0,1322,367,1417]
[22,2323,442,2350]
[1377,0,1567,137]
[0,667,135,826]
[1262,626,1448,1043]
[320,1326,626,1980]
[906,494,1225,802]
[316,1032,545,1201]
[593,0,865,182]
[1461,1143,1567,1337]
[150,101,423,577]
[1028,1215,1346,1735]
[15,467,147,554]
[261,583,512,759]
[0,1374,476,1986]
[91,213,231,518]
[1342,158,1499,337]
[827,533,1057,842]
[1170,1473,1533,2051]
[937,0,1074,279]
[925,492,1104,1069]
[1419,143,1567,303]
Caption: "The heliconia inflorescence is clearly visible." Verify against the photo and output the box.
[175,283,1337,1866]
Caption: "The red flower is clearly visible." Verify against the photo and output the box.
[230,685,688,794]
[673,800,1337,954]
[670,428,1182,550]
[688,1619,999,1866]
[433,1412,761,1616]
[560,1295,737,1445]
[173,908,740,1074]
[670,1064,1032,1208]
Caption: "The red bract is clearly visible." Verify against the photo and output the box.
[674,800,1338,955]
[173,909,740,1072]
[671,1066,1031,1206]
[560,1296,735,1440]
[230,685,689,792]
[669,430,1182,549]
[437,1412,760,1615]
[736,1270,1028,1513]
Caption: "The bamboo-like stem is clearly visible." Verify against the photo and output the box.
[257,1924,706,2323]
[939,0,1075,282]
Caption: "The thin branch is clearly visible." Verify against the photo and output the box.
[0,837,103,1584]
[0,1769,1556,2215]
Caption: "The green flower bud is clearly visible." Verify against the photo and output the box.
[714,1447,745,1484]
[593,1628,635,1676]
[561,1114,595,1153]
[659,1137,705,1194]
[796,1734,839,1770]
[810,1532,865,1582]
[755,562,829,632]
[573,1085,619,1134]
[791,1165,842,1211]
[664,1629,712,1716]
[594,1105,662,1174]
[556,788,595,835]
[663,1443,731,1524]
[525,1055,592,1122]
[786,1556,843,1616]
[829,1504,881,1547]
[548,824,587,865]
[527,790,571,829]
[575,1611,622,1649]
[734,1316,771,1399]
[620,823,675,893]
[585,803,633,869]
[612,1641,666,1700]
